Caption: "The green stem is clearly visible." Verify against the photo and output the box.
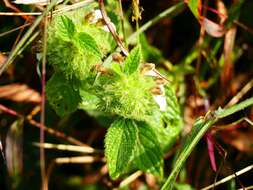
[161,118,216,190]
[215,97,253,119]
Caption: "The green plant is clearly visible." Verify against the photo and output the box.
[46,1,182,180]
[0,0,252,189]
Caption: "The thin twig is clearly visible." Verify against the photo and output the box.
[0,23,31,37]
[28,119,87,146]
[238,185,253,190]
[17,30,40,56]
[213,143,227,190]
[201,164,253,190]
[0,12,42,16]
[225,78,253,108]
[102,2,185,66]
[3,0,34,22]
[44,160,55,190]
[53,0,94,14]
[33,142,100,153]
[0,104,22,117]
[44,157,106,189]
[99,0,128,56]
[0,0,94,16]
[40,14,48,190]
[0,103,88,146]
[212,117,252,131]
[12,20,30,51]
[55,156,104,164]
[234,20,253,36]
[196,0,208,82]
[119,171,143,188]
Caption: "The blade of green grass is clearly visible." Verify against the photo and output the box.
[161,97,253,190]
[127,2,185,44]
[215,97,253,119]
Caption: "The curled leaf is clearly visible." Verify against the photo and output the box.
[0,53,7,65]
[5,119,24,177]
[0,83,41,103]
[203,18,226,38]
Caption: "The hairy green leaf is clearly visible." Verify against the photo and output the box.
[105,119,164,179]
[123,45,142,75]
[149,113,181,153]
[105,118,136,179]
[46,72,81,116]
[57,15,76,41]
[78,88,99,111]
[150,87,182,152]
[75,32,102,58]
[133,121,164,177]
[83,26,114,55]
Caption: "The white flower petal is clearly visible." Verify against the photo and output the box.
[159,85,165,95]
[153,95,167,111]
[92,9,103,23]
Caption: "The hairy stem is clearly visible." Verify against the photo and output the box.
[99,0,129,56]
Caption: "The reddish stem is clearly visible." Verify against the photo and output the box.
[40,16,48,189]
[98,0,128,56]
[206,132,217,171]
[0,104,22,117]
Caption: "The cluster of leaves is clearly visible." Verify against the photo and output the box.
[46,4,182,179]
